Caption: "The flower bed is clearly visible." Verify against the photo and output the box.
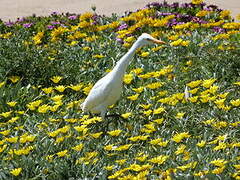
[0,0,240,179]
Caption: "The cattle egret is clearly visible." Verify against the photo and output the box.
[81,33,166,119]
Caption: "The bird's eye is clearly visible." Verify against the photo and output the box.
[146,38,151,41]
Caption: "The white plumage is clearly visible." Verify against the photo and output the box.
[81,33,165,119]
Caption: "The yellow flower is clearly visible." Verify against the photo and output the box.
[132,86,144,93]
[175,112,186,119]
[202,78,216,88]
[74,125,88,133]
[56,150,68,157]
[220,10,231,19]
[83,84,93,95]
[139,104,151,110]
[177,162,197,171]
[92,54,105,58]
[33,31,44,45]
[68,41,78,46]
[9,76,20,83]
[175,144,186,155]
[140,52,150,57]
[104,144,116,151]
[213,142,227,151]
[146,82,164,89]
[0,111,12,118]
[55,85,66,92]
[38,104,49,113]
[191,0,203,5]
[210,159,228,167]
[0,130,10,136]
[55,136,65,143]
[172,132,191,143]
[128,135,149,142]
[90,132,103,138]
[42,87,54,94]
[170,38,183,46]
[194,170,209,177]
[82,46,91,51]
[233,164,240,170]
[196,10,210,17]
[157,91,167,97]
[6,101,17,107]
[19,134,35,144]
[230,99,240,107]
[127,93,140,101]
[0,81,5,88]
[107,129,122,137]
[187,80,202,88]
[10,168,22,176]
[181,40,190,46]
[0,144,7,153]
[50,76,62,83]
[135,154,149,162]
[104,165,114,171]
[197,140,206,147]
[72,144,84,151]
[130,68,143,75]
[115,144,132,151]
[14,146,34,155]
[212,166,225,174]
[121,112,132,119]
[6,136,18,143]
[188,96,198,103]
[69,84,83,91]
[188,88,199,95]
[153,118,164,124]
[0,32,12,39]
[51,95,64,102]
[148,155,169,165]
[153,107,165,114]
[80,12,94,21]
[123,73,134,84]
[233,81,240,86]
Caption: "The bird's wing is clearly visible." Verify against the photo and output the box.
[83,77,112,111]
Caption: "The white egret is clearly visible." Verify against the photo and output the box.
[81,33,166,119]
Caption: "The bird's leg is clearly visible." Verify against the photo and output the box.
[100,110,106,121]
[105,113,124,119]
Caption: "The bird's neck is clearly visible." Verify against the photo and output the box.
[111,41,141,79]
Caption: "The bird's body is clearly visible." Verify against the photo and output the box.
[81,33,165,119]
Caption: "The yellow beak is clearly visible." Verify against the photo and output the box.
[151,39,166,45]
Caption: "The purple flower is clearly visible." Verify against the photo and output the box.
[5,21,14,27]
[117,23,128,31]
[47,25,55,30]
[68,15,77,20]
[51,21,60,25]
[146,2,161,8]
[16,18,26,23]
[51,11,59,15]
[116,38,123,43]
[170,2,179,8]
[23,23,33,28]
[212,26,225,33]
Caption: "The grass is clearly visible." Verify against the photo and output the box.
[0,0,240,179]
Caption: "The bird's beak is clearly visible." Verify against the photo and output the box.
[150,39,166,45]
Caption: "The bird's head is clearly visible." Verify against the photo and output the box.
[137,33,166,46]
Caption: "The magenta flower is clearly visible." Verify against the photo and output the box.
[68,15,77,20]
[23,23,33,28]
